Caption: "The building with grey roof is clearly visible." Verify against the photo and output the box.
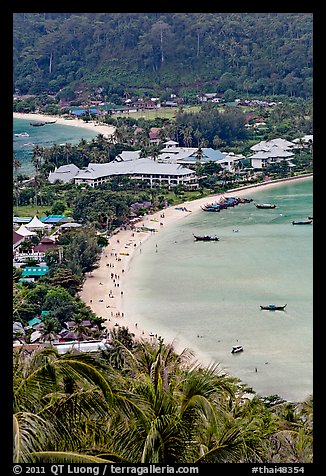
[48,164,81,183]
[250,138,295,152]
[73,158,197,188]
[158,145,226,167]
[249,138,295,169]
[115,150,141,162]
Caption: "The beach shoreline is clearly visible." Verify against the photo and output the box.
[13,112,116,139]
[79,173,312,360]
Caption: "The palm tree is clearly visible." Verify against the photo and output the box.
[148,144,161,161]
[195,147,203,164]
[13,181,21,207]
[107,339,242,463]
[13,158,22,174]
[39,315,61,345]
[13,347,118,463]
[12,340,313,463]
[31,145,45,173]
[181,125,193,147]
[63,143,73,164]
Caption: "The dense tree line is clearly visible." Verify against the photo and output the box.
[175,104,248,147]
[13,13,312,98]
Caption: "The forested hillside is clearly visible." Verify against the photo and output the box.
[13,13,313,98]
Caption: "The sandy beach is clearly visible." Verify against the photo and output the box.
[79,174,312,352]
[13,112,116,139]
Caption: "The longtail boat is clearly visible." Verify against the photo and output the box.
[292,220,312,225]
[255,203,276,209]
[260,304,287,311]
[193,234,219,241]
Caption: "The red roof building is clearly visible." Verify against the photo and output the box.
[33,236,58,253]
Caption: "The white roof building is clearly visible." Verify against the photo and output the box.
[158,146,226,166]
[249,138,296,169]
[16,224,37,237]
[48,164,80,184]
[25,216,48,230]
[292,135,313,147]
[115,150,141,162]
[73,158,197,188]
[218,153,246,172]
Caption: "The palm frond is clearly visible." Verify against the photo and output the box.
[13,412,59,463]
[31,451,113,463]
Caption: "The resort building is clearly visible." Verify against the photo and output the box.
[158,141,244,172]
[73,158,197,188]
[248,138,296,169]
[48,164,81,184]
[115,150,142,162]
[292,135,313,148]
[158,143,224,164]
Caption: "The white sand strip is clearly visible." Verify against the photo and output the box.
[13,112,116,139]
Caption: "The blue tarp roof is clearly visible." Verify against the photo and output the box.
[21,266,49,277]
[27,317,42,327]
[13,217,32,223]
[70,108,98,116]
[40,215,67,223]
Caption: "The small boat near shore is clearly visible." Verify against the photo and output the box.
[255,203,276,209]
[30,121,46,126]
[201,205,221,212]
[231,345,244,354]
[260,304,287,311]
[14,132,29,137]
[292,220,312,225]
[238,198,253,203]
[193,234,219,241]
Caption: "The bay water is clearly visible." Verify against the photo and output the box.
[124,179,313,402]
[13,118,99,176]
[13,117,313,401]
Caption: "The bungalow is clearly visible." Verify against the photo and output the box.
[161,101,178,107]
[33,236,58,253]
[149,127,162,144]
[250,138,295,153]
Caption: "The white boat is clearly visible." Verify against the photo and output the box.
[231,345,244,354]
[14,132,29,137]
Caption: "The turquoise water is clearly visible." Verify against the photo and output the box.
[13,118,99,176]
[124,179,313,402]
